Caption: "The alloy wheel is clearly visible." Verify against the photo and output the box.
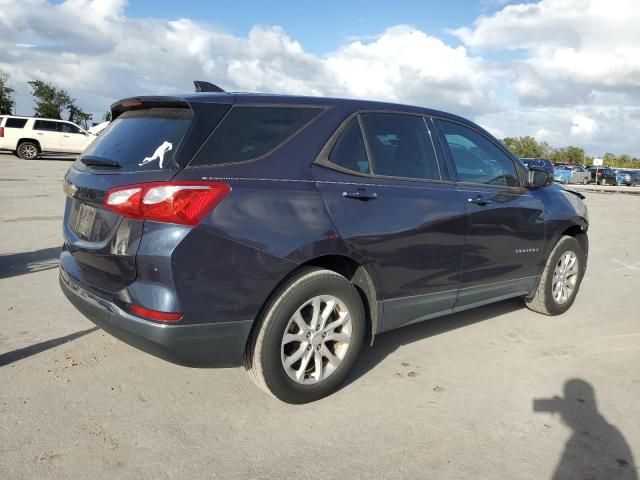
[281,295,352,385]
[552,251,579,305]
[19,144,38,159]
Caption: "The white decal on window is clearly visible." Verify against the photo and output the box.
[139,141,173,168]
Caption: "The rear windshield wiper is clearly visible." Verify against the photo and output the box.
[80,156,122,169]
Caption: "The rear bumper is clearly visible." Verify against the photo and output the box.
[59,268,253,367]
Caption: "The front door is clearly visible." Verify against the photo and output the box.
[312,112,467,332]
[59,122,92,153]
[433,118,546,309]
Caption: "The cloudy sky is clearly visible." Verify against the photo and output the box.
[1,0,639,156]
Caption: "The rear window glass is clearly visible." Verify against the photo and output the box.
[5,118,28,128]
[190,106,321,166]
[80,108,192,171]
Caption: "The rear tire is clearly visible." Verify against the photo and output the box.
[600,178,607,186]
[582,177,588,185]
[525,236,585,316]
[244,267,365,403]
[17,141,39,160]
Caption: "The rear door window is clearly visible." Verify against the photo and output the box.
[328,118,370,174]
[190,106,322,166]
[5,118,28,128]
[360,113,440,180]
[34,120,60,132]
[436,120,520,187]
[80,108,193,171]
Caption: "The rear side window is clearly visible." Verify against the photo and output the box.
[190,106,321,166]
[5,118,27,128]
[436,120,520,187]
[80,108,192,171]
[328,118,370,174]
[34,120,60,132]
[360,113,439,180]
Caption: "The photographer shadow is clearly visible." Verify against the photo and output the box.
[534,379,637,479]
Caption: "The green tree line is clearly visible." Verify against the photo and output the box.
[502,135,640,169]
[0,67,92,128]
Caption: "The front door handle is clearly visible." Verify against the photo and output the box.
[342,190,378,201]
[468,196,492,206]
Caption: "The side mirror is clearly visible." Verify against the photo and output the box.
[528,167,552,188]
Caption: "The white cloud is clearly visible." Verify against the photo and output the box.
[0,1,495,120]
[570,114,597,137]
[1,0,640,155]
[453,0,640,102]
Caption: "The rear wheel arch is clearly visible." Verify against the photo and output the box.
[303,255,380,339]
[246,254,380,355]
[17,138,41,150]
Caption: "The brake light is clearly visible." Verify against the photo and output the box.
[128,304,183,322]
[597,172,603,176]
[0,127,4,137]
[103,181,230,225]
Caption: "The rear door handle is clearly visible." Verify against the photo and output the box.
[342,190,378,201]
[468,196,492,206]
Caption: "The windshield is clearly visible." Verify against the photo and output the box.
[79,107,193,172]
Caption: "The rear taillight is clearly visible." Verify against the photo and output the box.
[597,172,603,176]
[103,181,230,225]
[128,304,183,322]
[0,127,4,137]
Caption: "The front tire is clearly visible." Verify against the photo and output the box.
[244,267,365,403]
[17,141,40,160]
[525,236,585,316]
[582,177,589,185]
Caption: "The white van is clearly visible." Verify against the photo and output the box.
[0,115,96,159]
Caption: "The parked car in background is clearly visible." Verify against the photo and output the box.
[0,115,95,159]
[615,170,640,187]
[520,157,555,173]
[553,165,591,184]
[587,166,617,186]
[553,167,572,184]
[87,121,110,136]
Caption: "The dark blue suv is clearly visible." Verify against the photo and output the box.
[60,91,589,403]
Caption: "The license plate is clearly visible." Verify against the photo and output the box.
[75,203,96,239]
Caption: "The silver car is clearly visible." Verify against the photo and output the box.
[556,165,591,184]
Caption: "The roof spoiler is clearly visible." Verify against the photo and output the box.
[110,96,189,120]
[193,81,225,93]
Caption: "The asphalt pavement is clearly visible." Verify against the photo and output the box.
[1,153,638,479]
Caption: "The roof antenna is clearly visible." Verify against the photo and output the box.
[193,81,225,93]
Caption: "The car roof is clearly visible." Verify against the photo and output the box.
[117,91,485,131]
[1,115,73,122]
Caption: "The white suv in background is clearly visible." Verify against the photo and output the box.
[0,115,96,159]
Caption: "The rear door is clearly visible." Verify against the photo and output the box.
[61,98,232,292]
[433,118,546,309]
[312,112,467,332]
[33,119,64,151]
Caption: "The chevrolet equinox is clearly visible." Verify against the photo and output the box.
[60,89,589,403]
